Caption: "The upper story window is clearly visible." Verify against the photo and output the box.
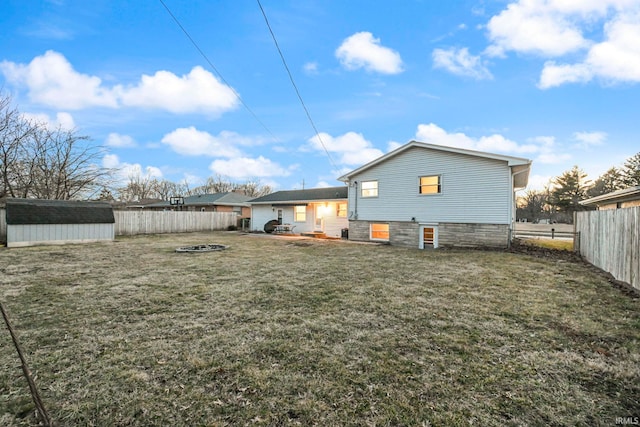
[419,175,441,195]
[361,181,378,198]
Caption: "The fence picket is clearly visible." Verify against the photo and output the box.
[576,207,640,290]
[113,211,238,236]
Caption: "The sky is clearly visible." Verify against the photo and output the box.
[1,0,639,193]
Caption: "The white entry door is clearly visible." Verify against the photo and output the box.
[419,225,438,249]
[314,205,325,232]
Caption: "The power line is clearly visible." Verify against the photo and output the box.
[256,0,338,171]
[158,0,280,143]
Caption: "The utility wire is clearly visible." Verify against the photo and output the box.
[256,0,338,170]
[158,0,280,143]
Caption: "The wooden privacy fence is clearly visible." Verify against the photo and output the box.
[114,210,238,236]
[576,207,639,290]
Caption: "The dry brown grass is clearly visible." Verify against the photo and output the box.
[520,238,575,251]
[1,232,638,426]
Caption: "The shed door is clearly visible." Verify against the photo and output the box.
[419,225,438,249]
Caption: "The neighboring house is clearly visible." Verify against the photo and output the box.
[580,186,640,210]
[111,198,163,210]
[3,198,115,248]
[337,141,531,248]
[144,192,252,217]
[249,187,348,237]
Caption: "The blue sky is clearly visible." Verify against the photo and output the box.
[1,0,639,192]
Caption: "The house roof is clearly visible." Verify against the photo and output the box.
[580,186,640,207]
[5,198,115,225]
[337,140,532,189]
[249,186,348,204]
[145,192,252,208]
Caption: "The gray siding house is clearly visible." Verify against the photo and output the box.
[338,141,531,248]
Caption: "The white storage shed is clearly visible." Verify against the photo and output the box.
[5,198,115,248]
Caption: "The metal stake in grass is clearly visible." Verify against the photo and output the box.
[0,301,53,427]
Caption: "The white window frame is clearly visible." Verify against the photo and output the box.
[337,202,347,218]
[361,181,378,198]
[370,223,389,241]
[419,224,438,249]
[419,175,442,195]
[294,205,306,222]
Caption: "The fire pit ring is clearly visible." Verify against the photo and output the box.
[175,244,229,253]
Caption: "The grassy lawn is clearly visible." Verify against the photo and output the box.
[1,232,638,426]
[519,238,575,251]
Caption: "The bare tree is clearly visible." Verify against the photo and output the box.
[119,171,159,201]
[235,180,272,197]
[1,94,111,200]
[0,95,38,198]
[155,179,185,201]
[516,189,550,222]
[192,174,235,195]
[30,126,109,200]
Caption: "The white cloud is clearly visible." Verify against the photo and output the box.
[21,111,75,130]
[106,133,136,148]
[485,1,591,57]
[118,66,238,115]
[539,11,640,88]
[387,141,403,152]
[482,1,640,88]
[307,132,384,166]
[161,127,244,157]
[0,51,239,114]
[527,174,553,191]
[538,62,593,88]
[209,156,294,179]
[303,62,318,74]
[573,131,607,148]
[102,153,162,185]
[536,152,572,164]
[526,135,573,164]
[415,123,540,156]
[587,13,640,81]
[432,47,493,79]
[335,32,403,74]
[0,50,118,109]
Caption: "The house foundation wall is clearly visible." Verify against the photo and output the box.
[347,220,509,248]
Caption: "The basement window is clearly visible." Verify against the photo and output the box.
[370,223,389,241]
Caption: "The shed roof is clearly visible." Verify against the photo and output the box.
[249,186,348,204]
[6,198,115,225]
[580,186,640,207]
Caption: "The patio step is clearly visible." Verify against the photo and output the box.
[301,232,326,238]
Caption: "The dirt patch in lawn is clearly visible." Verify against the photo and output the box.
[1,232,638,426]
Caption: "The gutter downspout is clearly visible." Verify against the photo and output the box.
[510,167,530,246]
[352,181,358,220]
